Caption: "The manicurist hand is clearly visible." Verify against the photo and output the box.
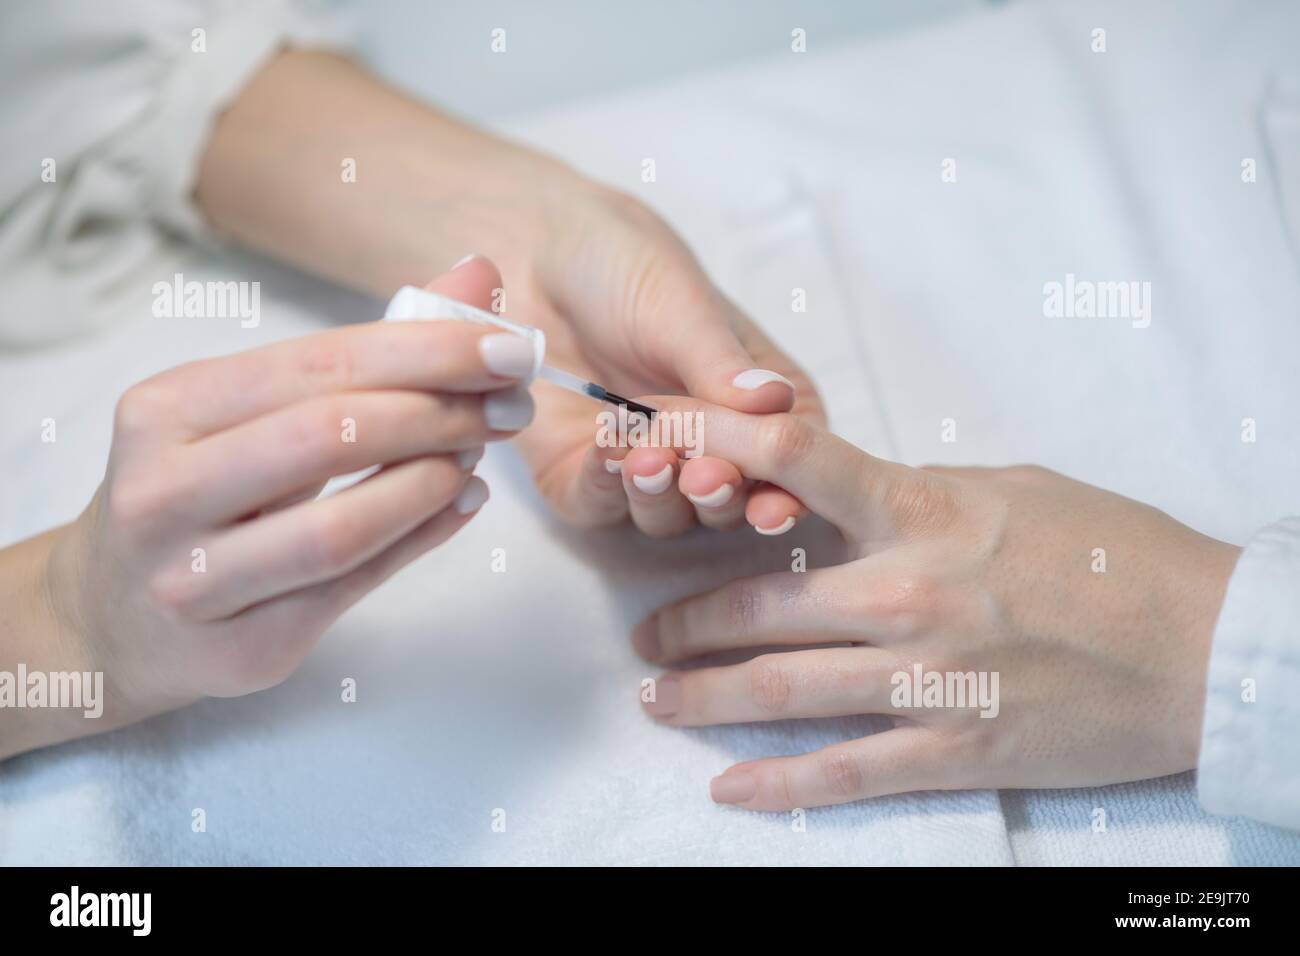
[502,193,826,538]
[632,399,1242,810]
[0,260,530,759]
[195,51,825,539]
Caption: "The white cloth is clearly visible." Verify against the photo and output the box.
[2,0,1299,864]
[1199,518,1300,831]
[0,0,351,346]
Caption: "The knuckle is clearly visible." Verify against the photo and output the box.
[819,749,865,798]
[748,655,793,714]
[305,508,363,577]
[883,475,962,537]
[724,579,764,635]
[1001,464,1052,484]
[761,413,815,472]
[146,568,205,621]
[296,337,355,392]
[113,382,174,435]
[288,398,353,467]
[862,574,941,632]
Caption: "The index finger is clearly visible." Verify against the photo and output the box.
[148,319,532,440]
[642,396,909,536]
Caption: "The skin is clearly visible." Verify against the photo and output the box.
[0,47,1239,796]
[0,264,520,759]
[4,46,824,760]
[633,398,1243,810]
[193,49,825,538]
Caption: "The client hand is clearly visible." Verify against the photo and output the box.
[633,399,1241,810]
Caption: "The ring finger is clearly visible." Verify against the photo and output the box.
[642,647,898,726]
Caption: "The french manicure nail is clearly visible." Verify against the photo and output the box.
[451,253,481,269]
[732,368,794,391]
[642,676,680,718]
[453,476,489,514]
[754,516,796,536]
[710,771,757,805]
[479,333,535,378]
[604,458,624,474]
[686,484,734,508]
[632,463,674,495]
[457,446,484,470]
[484,386,534,431]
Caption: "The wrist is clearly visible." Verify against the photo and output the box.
[0,524,103,758]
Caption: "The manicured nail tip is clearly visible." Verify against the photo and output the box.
[451,253,482,269]
[710,771,757,805]
[604,458,624,474]
[686,484,735,508]
[631,463,674,495]
[731,368,794,391]
[754,516,796,536]
[453,476,489,514]
[631,618,661,661]
[484,386,534,431]
[457,446,484,470]
[479,333,535,378]
[642,676,679,718]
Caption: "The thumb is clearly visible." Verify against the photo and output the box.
[660,298,799,415]
[420,254,504,311]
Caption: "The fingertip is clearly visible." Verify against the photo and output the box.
[625,446,677,496]
[745,485,804,535]
[452,475,490,514]
[710,768,759,806]
[678,456,741,506]
[422,255,504,314]
[631,614,661,661]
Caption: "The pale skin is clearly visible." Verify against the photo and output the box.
[1,46,819,758]
[634,399,1242,810]
[0,48,1241,802]
[193,49,824,538]
[0,263,525,759]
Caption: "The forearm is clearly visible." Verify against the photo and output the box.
[194,49,587,297]
[0,526,98,760]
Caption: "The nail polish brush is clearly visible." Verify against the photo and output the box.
[384,285,655,416]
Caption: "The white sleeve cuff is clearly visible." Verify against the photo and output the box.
[1198,516,1300,830]
[118,0,354,240]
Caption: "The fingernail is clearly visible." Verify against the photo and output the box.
[686,484,734,508]
[457,446,484,470]
[451,253,482,270]
[710,771,757,805]
[632,463,674,495]
[732,368,794,391]
[642,676,679,718]
[453,476,490,514]
[754,516,796,536]
[631,616,661,661]
[479,333,535,378]
[484,386,534,431]
[604,458,623,475]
